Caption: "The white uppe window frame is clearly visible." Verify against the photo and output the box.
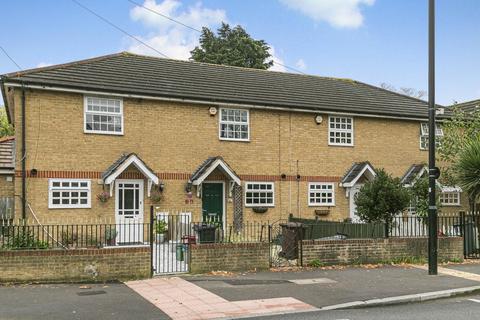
[219,108,250,142]
[84,96,124,135]
[328,116,354,146]
[440,190,461,206]
[308,182,335,207]
[420,122,444,151]
[48,179,91,209]
[244,182,275,207]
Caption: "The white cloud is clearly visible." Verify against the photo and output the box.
[280,0,375,28]
[128,0,226,59]
[295,59,307,71]
[36,62,52,68]
[268,47,287,72]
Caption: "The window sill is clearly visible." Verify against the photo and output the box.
[308,204,335,207]
[84,130,124,136]
[328,143,354,147]
[219,138,250,143]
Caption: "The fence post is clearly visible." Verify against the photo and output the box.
[299,225,304,267]
[460,211,466,258]
[384,221,389,239]
[150,205,154,278]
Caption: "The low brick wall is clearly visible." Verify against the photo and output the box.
[302,237,463,266]
[0,246,151,283]
[190,242,270,273]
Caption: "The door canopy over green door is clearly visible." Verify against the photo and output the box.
[189,156,241,197]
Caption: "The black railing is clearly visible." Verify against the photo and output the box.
[0,221,151,250]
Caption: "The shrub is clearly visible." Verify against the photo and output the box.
[356,169,410,225]
[3,228,49,249]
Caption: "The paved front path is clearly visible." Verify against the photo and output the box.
[125,277,317,320]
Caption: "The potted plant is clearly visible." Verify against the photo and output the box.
[155,220,168,243]
[97,191,110,203]
[150,191,163,203]
[105,228,117,246]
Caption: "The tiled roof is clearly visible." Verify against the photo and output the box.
[0,137,14,170]
[341,162,374,185]
[401,164,426,186]
[190,156,240,184]
[453,99,480,113]
[1,52,441,120]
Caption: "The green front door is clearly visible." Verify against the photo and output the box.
[202,183,223,223]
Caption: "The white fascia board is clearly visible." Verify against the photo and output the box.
[192,159,241,186]
[104,154,159,185]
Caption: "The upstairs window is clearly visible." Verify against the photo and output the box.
[219,108,249,141]
[49,179,91,209]
[308,183,335,206]
[245,182,274,207]
[328,116,354,146]
[84,96,123,135]
[420,123,443,150]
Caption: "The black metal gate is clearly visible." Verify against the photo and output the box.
[461,212,480,259]
[151,209,193,274]
[269,221,304,267]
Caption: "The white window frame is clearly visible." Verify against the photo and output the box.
[420,122,443,150]
[308,182,335,207]
[84,96,124,135]
[219,108,250,142]
[328,116,354,146]
[440,190,461,206]
[48,179,91,209]
[244,182,275,207]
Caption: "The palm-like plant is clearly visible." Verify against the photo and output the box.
[455,138,480,211]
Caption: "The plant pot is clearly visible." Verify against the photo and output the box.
[156,233,166,243]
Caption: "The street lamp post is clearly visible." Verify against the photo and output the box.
[428,0,438,276]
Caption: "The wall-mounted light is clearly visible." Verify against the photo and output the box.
[315,115,323,125]
[209,107,218,116]
[185,181,193,193]
[158,182,165,192]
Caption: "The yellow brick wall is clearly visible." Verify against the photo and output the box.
[0,175,14,198]
[9,88,466,224]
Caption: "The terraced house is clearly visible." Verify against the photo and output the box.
[0,52,466,230]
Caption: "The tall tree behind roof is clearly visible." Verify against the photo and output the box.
[190,22,274,70]
[0,107,13,138]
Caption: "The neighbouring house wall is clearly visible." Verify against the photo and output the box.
[11,88,464,224]
[190,242,270,273]
[0,246,150,283]
[301,237,463,266]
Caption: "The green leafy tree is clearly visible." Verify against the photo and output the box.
[408,176,441,217]
[355,169,410,225]
[0,107,13,137]
[190,22,274,69]
[454,138,480,211]
[438,105,480,186]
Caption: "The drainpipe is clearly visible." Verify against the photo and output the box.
[21,84,26,220]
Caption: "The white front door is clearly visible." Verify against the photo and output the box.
[349,184,363,222]
[115,179,144,244]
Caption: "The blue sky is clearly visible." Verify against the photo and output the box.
[1,0,479,105]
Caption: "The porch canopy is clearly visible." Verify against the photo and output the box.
[340,161,376,188]
[102,153,160,197]
[401,164,426,187]
[189,156,241,196]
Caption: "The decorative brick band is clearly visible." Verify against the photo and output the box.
[16,170,341,182]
